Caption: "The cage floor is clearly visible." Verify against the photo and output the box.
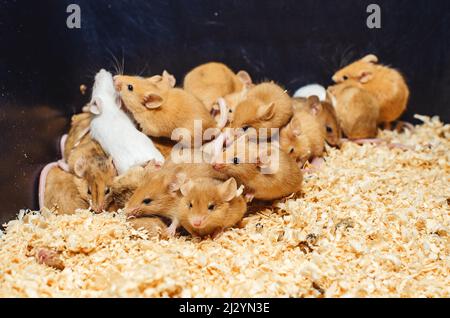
[0,115,448,298]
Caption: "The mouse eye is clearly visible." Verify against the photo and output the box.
[127,84,134,91]
[188,202,193,209]
[289,148,294,154]
[229,109,233,113]
[242,125,250,132]
[233,157,240,165]
[326,126,333,133]
[87,187,92,195]
[208,203,215,211]
[343,75,348,81]
[142,198,152,205]
[104,187,110,195]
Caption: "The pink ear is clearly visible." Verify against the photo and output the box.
[89,97,102,115]
[362,54,378,64]
[74,158,87,178]
[162,70,176,88]
[236,70,253,87]
[359,71,373,83]
[143,93,164,109]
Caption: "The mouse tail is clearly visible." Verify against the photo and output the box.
[38,162,59,210]
[216,97,228,129]
[60,134,68,160]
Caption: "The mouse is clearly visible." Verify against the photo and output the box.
[177,177,247,238]
[292,96,342,147]
[124,153,229,236]
[227,82,293,140]
[327,80,380,139]
[183,62,253,113]
[212,135,303,201]
[72,156,118,213]
[332,54,409,126]
[88,69,165,175]
[114,71,227,147]
[280,97,326,166]
[40,163,89,214]
[293,83,327,102]
[111,163,161,210]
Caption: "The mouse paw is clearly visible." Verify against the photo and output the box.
[165,220,179,237]
[211,228,224,240]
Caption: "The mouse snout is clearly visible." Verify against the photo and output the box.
[212,163,225,171]
[124,206,140,218]
[91,203,104,214]
[190,216,206,228]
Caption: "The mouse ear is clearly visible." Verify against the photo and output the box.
[257,152,279,175]
[162,70,176,88]
[143,93,164,109]
[257,102,275,121]
[74,157,87,178]
[167,172,187,193]
[179,180,195,197]
[89,97,102,115]
[362,54,378,64]
[107,157,118,176]
[358,71,373,84]
[307,96,323,116]
[218,178,238,202]
[236,70,253,88]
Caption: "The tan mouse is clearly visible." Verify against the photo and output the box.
[178,177,247,238]
[124,154,229,236]
[292,96,342,147]
[280,97,326,166]
[332,54,409,126]
[41,163,89,214]
[114,71,225,147]
[72,156,117,213]
[212,135,303,201]
[227,82,293,139]
[183,62,253,113]
[327,80,380,139]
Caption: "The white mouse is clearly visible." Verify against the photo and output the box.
[293,84,327,101]
[89,69,165,175]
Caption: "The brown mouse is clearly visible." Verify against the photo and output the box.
[280,97,326,166]
[212,135,303,201]
[183,62,253,113]
[114,71,222,147]
[124,154,229,236]
[111,163,161,209]
[41,163,89,214]
[227,82,293,139]
[72,156,117,213]
[292,96,342,147]
[178,177,247,238]
[63,112,92,161]
[327,80,380,139]
[332,54,409,126]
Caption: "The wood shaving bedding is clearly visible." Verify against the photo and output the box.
[0,115,449,298]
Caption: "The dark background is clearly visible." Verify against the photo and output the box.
[0,0,449,225]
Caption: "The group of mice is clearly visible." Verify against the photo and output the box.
[39,54,410,239]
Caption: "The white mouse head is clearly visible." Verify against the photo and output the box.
[89,69,120,115]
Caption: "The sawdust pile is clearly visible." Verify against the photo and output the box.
[0,115,449,297]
